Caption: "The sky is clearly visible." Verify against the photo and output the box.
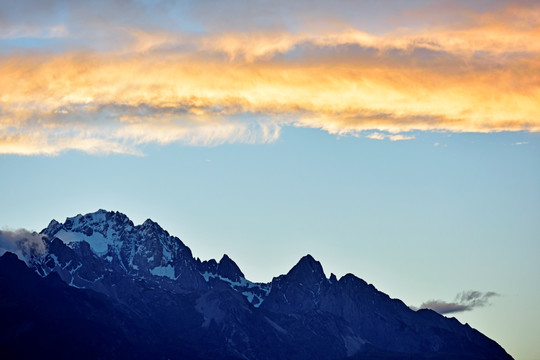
[0,0,539,358]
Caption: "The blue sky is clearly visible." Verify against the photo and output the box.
[1,1,539,358]
[2,129,539,358]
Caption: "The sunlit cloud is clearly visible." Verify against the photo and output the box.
[365,133,415,141]
[1,1,539,155]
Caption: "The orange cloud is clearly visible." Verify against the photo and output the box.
[1,3,539,155]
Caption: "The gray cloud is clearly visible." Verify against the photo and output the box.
[0,229,47,264]
[413,291,500,314]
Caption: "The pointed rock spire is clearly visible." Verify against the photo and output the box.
[217,254,244,282]
[286,254,326,283]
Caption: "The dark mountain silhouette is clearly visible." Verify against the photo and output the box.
[0,210,513,360]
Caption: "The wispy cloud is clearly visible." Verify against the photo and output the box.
[1,1,539,155]
[366,132,415,141]
[0,24,68,40]
[412,290,500,314]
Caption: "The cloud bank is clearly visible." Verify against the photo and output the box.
[1,0,539,155]
[0,229,47,264]
[413,290,500,314]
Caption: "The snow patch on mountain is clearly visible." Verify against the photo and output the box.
[242,291,265,308]
[150,265,177,279]
[201,271,270,307]
[54,229,112,255]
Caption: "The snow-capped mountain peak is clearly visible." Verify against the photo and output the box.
[33,210,205,291]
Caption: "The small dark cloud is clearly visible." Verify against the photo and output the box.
[412,290,499,315]
[0,229,47,263]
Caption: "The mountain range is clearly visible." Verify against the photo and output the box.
[0,209,513,359]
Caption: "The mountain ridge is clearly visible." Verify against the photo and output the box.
[0,209,513,360]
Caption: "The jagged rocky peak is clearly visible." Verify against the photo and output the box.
[287,254,326,283]
[329,273,338,283]
[331,273,386,303]
[140,217,167,234]
[197,258,218,274]
[136,217,190,257]
[260,255,331,313]
[31,209,206,291]
[39,210,135,258]
[44,219,62,235]
[42,209,135,239]
[338,273,369,287]
[217,254,245,282]
[41,209,176,247]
